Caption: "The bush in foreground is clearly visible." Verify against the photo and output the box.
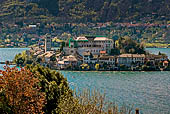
[27,65,73,114]
[59,89,133,114]
[0,66,46,114]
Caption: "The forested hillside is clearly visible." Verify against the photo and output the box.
[0,0,170,23]
[57,0,170,22]
[0,0,170,48]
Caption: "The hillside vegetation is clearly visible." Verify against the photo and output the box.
[0,0,169,47]
[0,0,170,23]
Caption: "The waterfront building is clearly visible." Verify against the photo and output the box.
[99,55,115,65]
[83,51,93,64]
[145,54,168,65]
[83,51,99,65]
[57,55,78,70]
[117,54,145,67]
[82,51,115,70]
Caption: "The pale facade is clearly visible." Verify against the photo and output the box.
[68,36,114,56]
[117,54,145,67]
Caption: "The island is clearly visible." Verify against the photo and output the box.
[13,34,170,71]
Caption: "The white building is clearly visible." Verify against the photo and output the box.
[64,36,114,56]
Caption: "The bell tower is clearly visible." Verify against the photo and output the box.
[44,34,52,52]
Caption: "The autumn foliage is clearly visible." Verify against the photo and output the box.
[0,66,46,114]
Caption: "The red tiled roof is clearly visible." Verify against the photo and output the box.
[100,51,106,54]
[163,61,169,64]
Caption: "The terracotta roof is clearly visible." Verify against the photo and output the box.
[163,61,169,64]
[67,55,77,61]
[100,51,106,54]
[132,54,145,58]
[118,54,145,58]
[99,55,115,59]
[76,36,88,41]
[83,51,91,56]
[58,61,64,64]
[94,37,112,41]
[45,53,53,58]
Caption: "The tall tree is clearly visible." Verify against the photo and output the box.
[27,65,73,114]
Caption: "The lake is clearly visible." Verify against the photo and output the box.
[0,48,170,114]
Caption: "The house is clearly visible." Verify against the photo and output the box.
[82,51,115,69]
[82,51,99,69]
[146,54,168,65]
[83,51,93,64]
[99,55,115,65]
[100,51,107,56]
[99,55,115,70]
[44,52,54,62]
[56,53,62,62]
[57,55,78,69]
[154,55,168,63]
[117,54,145,67]
[65,55,78,67]
[37,51,55,63]
[57,61,67,70]
[28,25,37,28]
[163,61,169,67]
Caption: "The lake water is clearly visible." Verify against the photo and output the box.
[146,48,170,59]
[0,48,170,114]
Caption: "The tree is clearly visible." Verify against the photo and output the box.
[27,65,72,114]
[80,64,90,71]
[110,48,120,55]
[0,66,46,114]
[95,64,100,71]
[14,51,33,66]
[118,36,146,54]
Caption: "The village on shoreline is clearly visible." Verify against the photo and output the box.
[14,34,170,71]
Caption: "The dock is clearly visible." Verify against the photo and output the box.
[0,61,16,65]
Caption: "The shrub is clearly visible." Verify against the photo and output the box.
[27,65,73,114]
[0,66,46,114]
[59,89,133,114]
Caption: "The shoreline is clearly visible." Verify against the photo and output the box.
[0,64,170,71]
[58,69,170,72]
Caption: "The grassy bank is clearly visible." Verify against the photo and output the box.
[145,43,170,48]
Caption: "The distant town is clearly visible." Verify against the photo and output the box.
[1,22,170,48]
[16,34,169,71]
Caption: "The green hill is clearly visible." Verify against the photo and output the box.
[0,0,169,48]
[0,0,170,23]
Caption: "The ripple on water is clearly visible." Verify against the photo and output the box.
[61,71,170,114]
